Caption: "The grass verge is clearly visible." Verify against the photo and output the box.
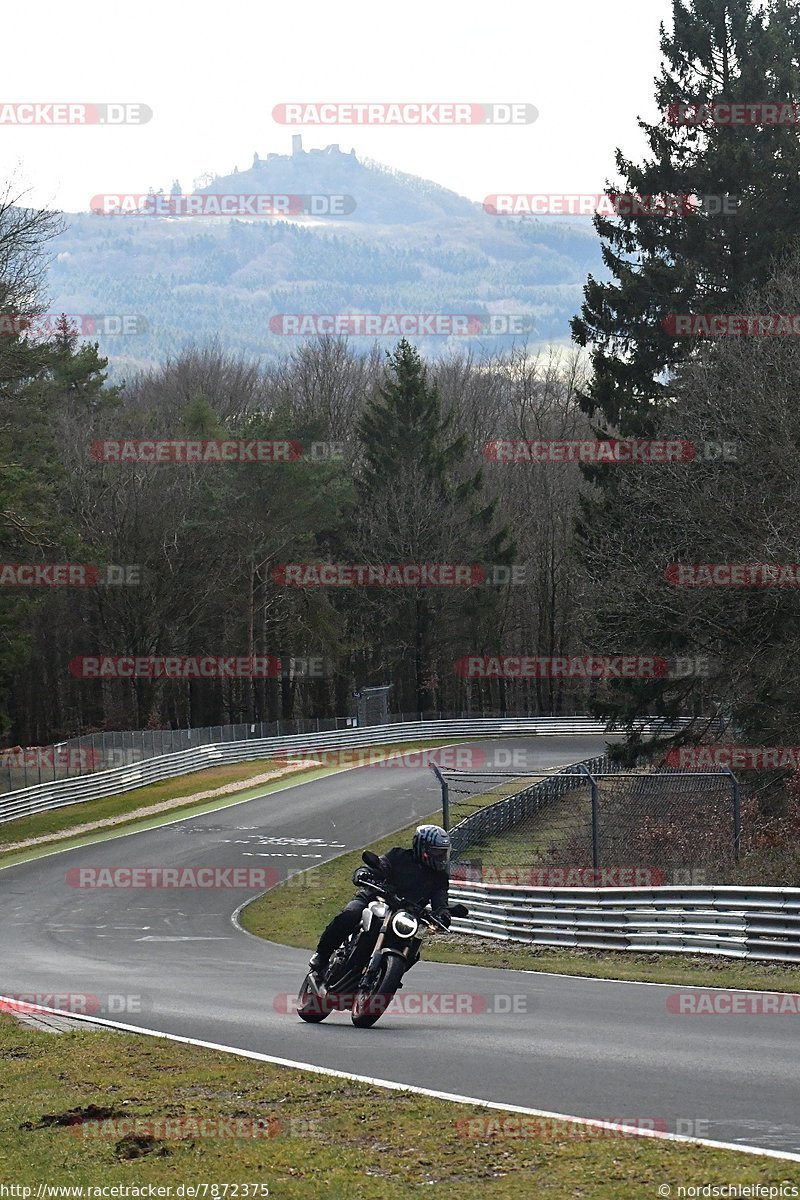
[240,812,800,992]
[0,760,300,850]
[1,1015,798,1197]
[0,740,463,870]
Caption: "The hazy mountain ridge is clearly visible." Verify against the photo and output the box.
[47,139,606,374]
[199,139,481,225]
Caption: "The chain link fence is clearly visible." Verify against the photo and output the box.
[0,717,353,793]
[439,755,740,887]
[0,709,595,794]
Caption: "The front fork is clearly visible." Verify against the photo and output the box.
[361,929,388,987]
[361,931,418,988]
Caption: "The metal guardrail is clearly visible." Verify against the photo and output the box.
[1,709,603,793]
[0,714,700,826]
[0,715,641,824]
[446,751,617,850]
[447,883,800,963]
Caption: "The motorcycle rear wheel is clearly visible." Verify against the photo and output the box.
[351,956,405,1028]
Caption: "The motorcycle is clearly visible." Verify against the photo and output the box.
[296,850,469,1028]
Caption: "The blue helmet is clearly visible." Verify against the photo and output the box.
[412,824,451,873]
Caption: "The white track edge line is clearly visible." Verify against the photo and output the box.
[21,737,782,1002]
[0,733,595,874]
[0,736,481,873]
[1,996,798,1164]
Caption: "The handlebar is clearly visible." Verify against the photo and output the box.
[359,878,451,930]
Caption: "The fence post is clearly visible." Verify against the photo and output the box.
[591,775,600,870]
[575,763,600,870]
[725,767,741,862]
[430,764,449,831]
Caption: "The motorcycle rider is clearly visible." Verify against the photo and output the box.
[308,824,453,979]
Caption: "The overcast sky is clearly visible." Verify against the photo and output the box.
[2,0,675,213]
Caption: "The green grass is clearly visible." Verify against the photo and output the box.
[241,813,800,992]
[1,1015,797,1197]
[0,759,290,847]
[448,775,541,829]
[0,740,465,869]
[459,791,581,866]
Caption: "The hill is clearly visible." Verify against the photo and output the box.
[46,137,606,374]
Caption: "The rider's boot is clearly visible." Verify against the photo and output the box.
[308,951,328,980]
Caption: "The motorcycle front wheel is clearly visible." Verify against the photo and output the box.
[351,955,405,1028]
[296,973,332,1023]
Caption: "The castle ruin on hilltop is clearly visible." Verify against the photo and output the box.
[251,134,357,168]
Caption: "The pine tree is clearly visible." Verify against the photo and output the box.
[572,0,800,437]
[355,340,514,712]
[0,311,118,734]
[43,314,119,409]
[357,339,464,493]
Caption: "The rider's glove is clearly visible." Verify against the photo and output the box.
[434,909,452,928]
[353,866,379,887]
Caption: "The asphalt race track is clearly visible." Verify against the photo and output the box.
[2,735,798,1157]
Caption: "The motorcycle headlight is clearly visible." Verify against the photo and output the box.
[391,911,419,939]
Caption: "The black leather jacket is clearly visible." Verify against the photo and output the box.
[355,847,449,915]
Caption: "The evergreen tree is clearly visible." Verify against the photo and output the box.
[572,0,800,437]
[358,338,465,493]
[43,314,119,408]
[567,0,800,746]
[1,303,119,735]
[355,340,513,712]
